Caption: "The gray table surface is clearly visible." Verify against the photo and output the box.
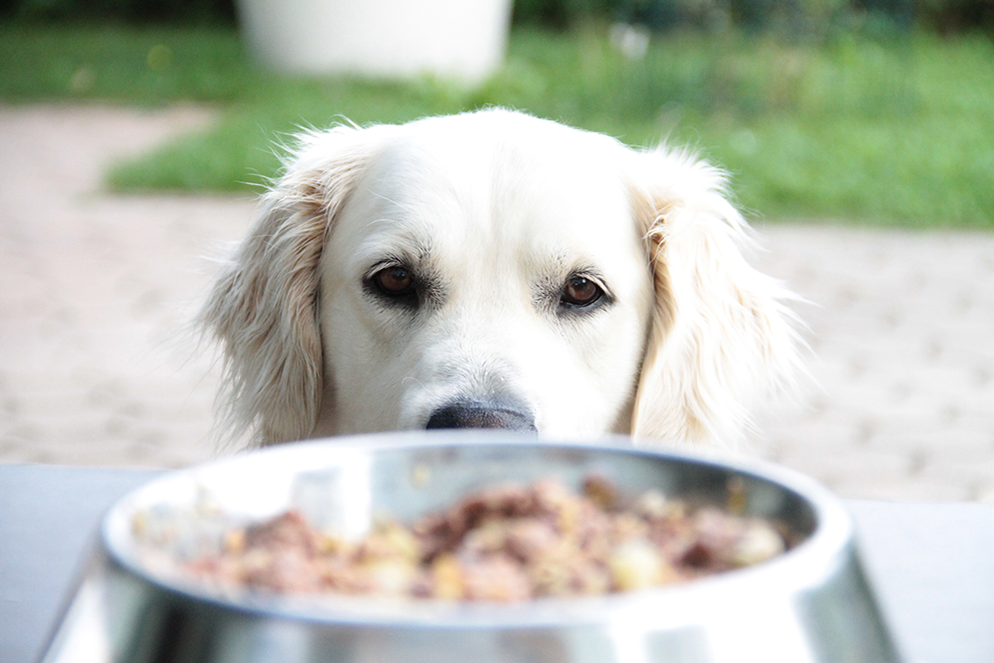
[2,464,993,663]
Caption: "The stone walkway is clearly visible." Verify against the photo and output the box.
[754,226,994,501]
[2,104,993,501]
[0,105,249,468]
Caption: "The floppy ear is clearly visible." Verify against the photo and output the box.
[199,125,376,447]
[628,147,803,448]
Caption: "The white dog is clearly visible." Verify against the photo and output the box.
[201,109,801,449]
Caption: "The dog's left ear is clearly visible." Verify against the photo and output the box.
[626,147,803,447]
[199,125,380,447]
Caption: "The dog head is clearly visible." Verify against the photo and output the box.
[201,109,800,448]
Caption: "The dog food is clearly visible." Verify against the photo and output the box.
[175,477,787,602]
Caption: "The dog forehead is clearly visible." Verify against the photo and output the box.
[405,110,625,188]
[343,113,637,252]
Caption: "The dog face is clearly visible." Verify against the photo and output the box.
[315,116,654,438]
[202,110,801,449]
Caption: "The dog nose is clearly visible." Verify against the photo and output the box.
[425,401,537,432]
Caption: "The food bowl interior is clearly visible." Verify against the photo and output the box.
[110,432,819,603]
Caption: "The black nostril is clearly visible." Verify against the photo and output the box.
[426,401,537,432]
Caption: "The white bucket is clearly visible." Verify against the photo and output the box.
[237,0,514,83]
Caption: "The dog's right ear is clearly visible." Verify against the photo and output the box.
[199,125,378,447]
[625,147,804,448]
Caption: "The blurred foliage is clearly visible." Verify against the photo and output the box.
[0,0,236,23]
[0,23,251,102]
[916,0,994,32]
[511,0,994,34]
[1,0,991,34]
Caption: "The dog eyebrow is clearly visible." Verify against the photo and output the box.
[355,219,434,265]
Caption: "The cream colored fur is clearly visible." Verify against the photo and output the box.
[200,109,802,449]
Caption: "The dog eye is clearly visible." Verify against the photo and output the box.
[561,276,604,307]
[371,265,415,297]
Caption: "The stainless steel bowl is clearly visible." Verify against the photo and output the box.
[41,431,903,663]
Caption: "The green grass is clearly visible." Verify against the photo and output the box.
[0,23,253,103]
[2,23,992,227]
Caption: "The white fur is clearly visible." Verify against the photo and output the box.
[201,109,802,449]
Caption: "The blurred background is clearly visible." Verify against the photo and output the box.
[0,0,992,500]
[3,0,993,223]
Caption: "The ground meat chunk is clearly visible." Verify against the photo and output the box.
[174,477,789,602]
